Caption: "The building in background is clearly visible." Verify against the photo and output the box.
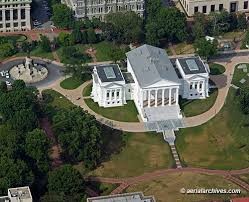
[87,192,156,202]
[0,0,32,32]
[180,0,249,16]
[0,186,33,202]
[63,0,145,20]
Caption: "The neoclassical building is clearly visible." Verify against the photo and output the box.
[91,44,210,122]
[0,0,32,32]
[180,0,249,16]
[63,0,145,20]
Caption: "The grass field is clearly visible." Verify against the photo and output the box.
[42,89,74,110]
[60,77,83,90]
[87,132,174,178]
[232,63,249,88]
[174,42,195,55]
[209,63,226,75]
[127,173,247,202]
[239,174,249,183]
[176,88,249,169]
[84,99,139,122]
[82,83,92,97]
[180,89,218,117]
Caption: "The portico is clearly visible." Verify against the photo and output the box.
[142,87,179,108]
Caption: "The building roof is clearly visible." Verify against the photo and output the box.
[123,72,135,83]
[177,56,208,75]
[126,44,180,88]
[0,196,10,202]
[95,64,124,83]
[8,186,32,202]
[87,192,156,202]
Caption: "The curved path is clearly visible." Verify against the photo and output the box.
[39,55,249,132]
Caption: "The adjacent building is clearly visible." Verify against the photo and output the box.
[91,44,210,123]
[63,0,145,20]
[0,186,33,202]
[180,0,249,16]
[87,192,156,202]
[0,0,32,32]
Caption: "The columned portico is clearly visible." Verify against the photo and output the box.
[143,87,179,108]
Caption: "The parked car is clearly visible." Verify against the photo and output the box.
[33,21,42,26]
[5,72,10,79]
[0,71,6,77]
[6,81,11,86]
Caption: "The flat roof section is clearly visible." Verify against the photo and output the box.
[177,57,207,75]
[96,64,124,83]
[87,192,156,202]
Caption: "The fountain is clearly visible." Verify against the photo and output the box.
[9,57,48,83]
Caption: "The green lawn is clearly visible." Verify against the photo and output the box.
[174,42,195,55]
[4,34,27,42]
[42,89,74,110]
[86,181,117,196]
[30,47,54,60]
[87,132,174,178]
[232,63,249,88]
[180,89,218,117]
[60,77,83,90]
[84,99,139,122]
[82,83,92,97]
[176,88,249,170]
[209,63,226,75]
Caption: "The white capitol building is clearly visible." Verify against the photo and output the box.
[91,44,210,123]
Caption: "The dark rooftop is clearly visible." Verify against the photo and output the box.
[96,64,124,83]
[177,57,207,75]
[123,72,135,83]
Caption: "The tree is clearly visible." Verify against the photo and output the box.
[0,81,7,93]
[39,35,51,52]
[194,37,218,59]
[192,13,206,40]
[47,165,84,195]
[57,32,72,47]
[105,11,144,44]
[12,80,26,90]
[239,87,249,114]
[52,4,74,29]
[87,28,97,44]
[237,13,247,30]
[0,156,34,195]
[21,41,32,53]
[53,108,102,168]
[0,43,15,58]
[64,63,91,81]
[110,47,126,63]
[61,46,90,64]
[70,27,83,44]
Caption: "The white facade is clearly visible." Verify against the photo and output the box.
[180,0,249,16]
[92,65,127,107]
[0,186,33,202]
[91,45,210,122]
[0,0,32,32]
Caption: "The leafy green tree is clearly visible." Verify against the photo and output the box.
[239,87,249,114]
[0,81,7,93]
[105,11,143,44]
[47,165,84,195]
[39,35,51,52]
[237,13,247,30]
[70,27,83,44]
[0,156,34,195]
[228,13,238,31]
[21,41,32,53]
[58,32,73,47]
[0,43,15,58]
[194,37,218,59]
[12,80,26,90]
[61,46,90,64]
[25,129,51,173]
[52,4,74,29]
[64,63,91,81]
[53,108,102,168]
[110,47,126,63]
[87,28,97,44]
[81,30,88,44]
[192,13,206,39]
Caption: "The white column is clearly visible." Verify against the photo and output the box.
[2,8,6,31]
[197,81,200,92]
[169,88,172,106]
[162,89,165,106]
[175,88,179,105]
[25,6,31,30]
[155,89,158,107]
[148,90,151,107]
[10,8,14,31]
[18,6,21,30]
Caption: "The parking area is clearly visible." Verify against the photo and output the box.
[31,0,54,30]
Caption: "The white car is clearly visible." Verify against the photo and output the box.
[5,81,11,86]
[0,71,5,77]
[5,73,10,79]
[33,21,42,26]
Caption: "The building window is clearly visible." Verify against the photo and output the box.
[14,22,18,27]
[219,4,223,11]
[244,1,248,9]
[202,5,207,13]
[190,94,193,96]
[117,91,120,97]
[107,92,110,98]
[112,91,114,98]
[200,82,203,89]
[21,22,26,26]
[6,23,10,28]
[190,83,193,89]
[194,6,198,13]
[128,89,131,92]
[195,83,198,89]
[211,4,215,12]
